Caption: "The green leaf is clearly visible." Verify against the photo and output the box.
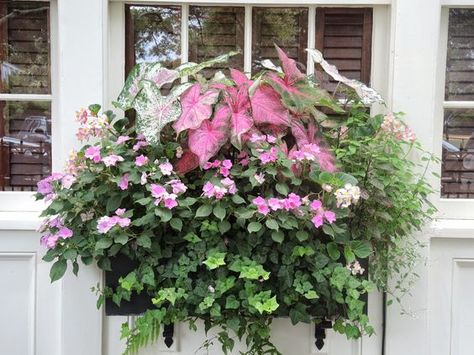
[231,195,245,204]
[180,197,197,207]
[213,204,226,221]
[289,303,310,325]
[225,296,240,310]
[327,242,340,261]
[155,208,172,222]
[351,241,372,258]
[344,246,356,263]
[275,183,289,196]
[271,230,284,244]
[203,252,226,270]
[184,232,202,243]
[50,259,67,282]
[295,231,309,242]
[96,238,113,249]
[106,194,123,213]
[265,219,279,231]
[135,197,152,206]
[114,234,129,245]
[218,220,231,234]
[196,204,213,218]
[170,218,183,231]
[247,221,262,233]
[63,249,77,260]
[137,235,152,248]
[236,208,255,219]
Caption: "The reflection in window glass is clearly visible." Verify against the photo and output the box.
[0,1,50,94]
[445,9,474,101]
[127,5,181,69]
[442,9,474,198]
[0,101,51,191]
[252,7,308,73]
[189,6,244,78]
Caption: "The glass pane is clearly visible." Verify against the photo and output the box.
[0,1,50,94]
[127,5,181,68]
[442,109,474,198]
[445,9,474,101]
[252,7,308,73]
[189,6,244,78]
[0,101,51,191]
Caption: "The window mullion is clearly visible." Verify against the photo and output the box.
[244,5,252,75]
[181,4,189,82]
[307,5,316,75]
[0,94,52,102]
[443,101,474,109]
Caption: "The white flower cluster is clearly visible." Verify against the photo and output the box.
[334,183,361,208]
[346,261,365,276]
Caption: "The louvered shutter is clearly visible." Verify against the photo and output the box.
[315,8,373,92]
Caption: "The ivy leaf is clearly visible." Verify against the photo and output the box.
[213,204,226,221]
[50,259,67,282]
[195,204,213,218]
[225,296,240,310]
[247,221,262,233]
[289,303,311,325]
[327,242,340,261]
[203,252,227,270]
[271,230,284,244]
[183,232,202,244]
[170,218,183,231]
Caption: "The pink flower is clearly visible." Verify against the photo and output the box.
[250,133,267,143]
[61,175,76,189]
[220,159,233,177]
[252,196,267,207]
[37,179,53,195]
[135,155,149,167]
[310,200,322,211]
[85,146,101,162]
[103,154,124,167]
[221,177,237,194]
[136,134,146,140]
[312,214,324,228]
[140,172,148,185]
[257,204,270,215]
[324,211,336,224]
[159,162,174,176]
[151,184,167,199]
[266,135,277,143]
[97,216,114,234]
[118,174,129,190]
[133,140,149,151]
[238,151,249,166]
[282,193,302,210]
[115,208,126,216]
[268,198,283,211]
[41,234,59,249]
[116,217,131,227]
[164,196,178,209]
[169,180,187,194]
[57,227,73,239]
[202,182,216,198]
[116,135,130,144]
[203,159,221,170]
[259,147,278,165]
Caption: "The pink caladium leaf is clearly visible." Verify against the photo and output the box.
[230,68,253,87]
[275,45,305,86]
[188,107,230,166]
[291,120,318,147]
[222,86,253,149]
[174,149,200,175]
[251,85,290,127]
[173,84,219,134]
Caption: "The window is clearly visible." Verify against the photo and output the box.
[442,9,474,198]
[124,5,373,85]
[0,1,51,192]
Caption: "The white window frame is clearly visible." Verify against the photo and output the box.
[107,1,391,110]
[434,5,474,219]
[0,0,58,213]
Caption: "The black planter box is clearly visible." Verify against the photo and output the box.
[105,254,154,315]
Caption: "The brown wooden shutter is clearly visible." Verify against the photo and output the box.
[315,8,373,91]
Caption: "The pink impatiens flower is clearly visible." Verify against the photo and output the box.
[116,135,130,144]
[133,140,149,151]
[118,174,129,190]
[310,199,336,228]
[221,177,237,194]
[252,196,270,215]
[168,180,187,194]
[159,161,174,176]
[151,184,179,209]
[268,198,282,211]
[97,210,131,234]
[85,146,101,162]
[61,174,76,189]
[259,147,278,165]
[282,193,302,211]
[135,155,149,167]
[220,159,232,177]
[102,154,124,167]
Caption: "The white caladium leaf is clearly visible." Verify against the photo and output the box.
[115,63,179,111]
[134,81,191,145]
[177,50,240,78]
[306,48,385,105]
[259,59,283,73]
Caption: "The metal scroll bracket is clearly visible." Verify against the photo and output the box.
[163,323,174,348]
[314,320,332,350]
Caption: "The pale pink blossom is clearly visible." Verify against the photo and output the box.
[268,198,283,211]
[168,180,187,194]
[254,173,265,185]
[103,154,124,167]
[116,135,131,144]
[133,140,149,151]
[164,197,178,209]
[140,172,148,185]
[312,214,324,228]
[115,208,126,216]
[220,159,233,177]
[85,146,101,162]
[118,174,129,190]
[159,161,174,176]
[221,177,237,194]
[61,174,76,189]
[259,147,278,165]
[135,155,149,167]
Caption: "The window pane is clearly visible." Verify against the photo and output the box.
[0,101,51,191]
[442,109,474,198]
[445,9,474,101]
[252,7,308,73]
[189,6,244,78]
[126,5,181,71]
[0,1,50,94]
